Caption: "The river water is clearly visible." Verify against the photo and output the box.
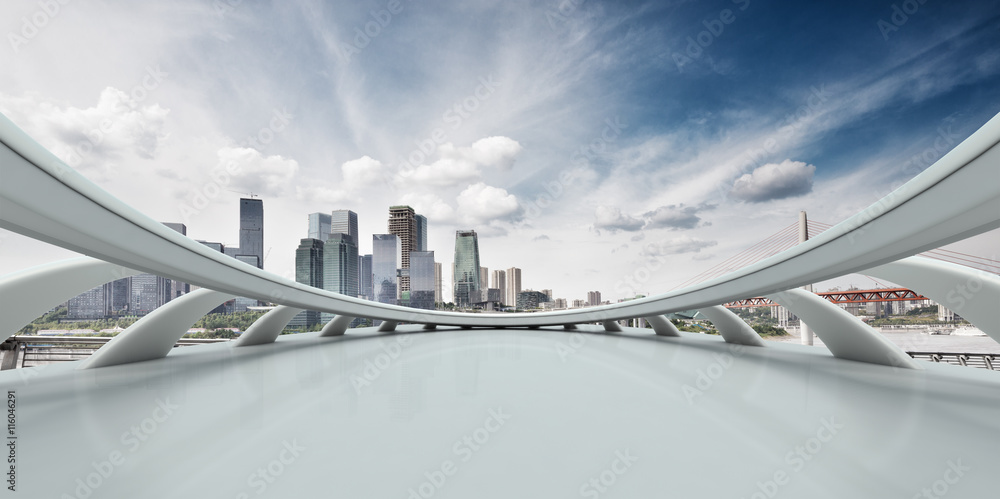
[769,326,1000,354]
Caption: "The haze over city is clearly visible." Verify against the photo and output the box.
[1,0,998,301]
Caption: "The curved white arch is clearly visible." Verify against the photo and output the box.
[865,256,1000,342]
[0,257,142,340]
[766,288,920,369]
[233,305,304,347]
[1,111,999,330]
[696,306,766,347]
[78,289,233,369]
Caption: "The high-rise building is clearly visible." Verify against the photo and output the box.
[506,267,521,309]
[587,291,602,307]
[360,254,373,300]
[388,206,417,292]
[322,233,359,323]
[434,262,442,304]
[331,210,359,248]
[542,289,553,300]
[479,267,489,292]
[130,273,172,315]
[492,270,506,305]
[290,238,324,329]
[415,214,428,252]
[373,234,401,306]
[307,213,331,241]
[239,197,264,269]
[453,230,481,307]
[409,251,436,310]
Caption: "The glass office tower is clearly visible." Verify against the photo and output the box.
[415,214,428,252]
[307,213,331,242]
[321,233,359,323]
[331,210,359,247]
[409,251,436,310]
[453,230,481,307]
[360,254,373,300]
[239,198,264,269]
[372,234,401,306]
[290,238,324,329]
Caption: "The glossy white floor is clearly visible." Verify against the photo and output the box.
[5,326,997,498]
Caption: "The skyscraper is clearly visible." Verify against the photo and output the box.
[506,267,521,310]
[322,233,359,322]
[479,267,489,292]
[239,197,264,269]
[360,254,373,300]
[587,291,602,307]
[453,230,481,307]
[434,262,442,304]
[372,234,401,306]
[331,210,359,247]
[409,251,436,310]
[290,238,324,329]
[388,206,416,292]
[415,214,428,252]
[492,270,506,305]
[307,213,331,241]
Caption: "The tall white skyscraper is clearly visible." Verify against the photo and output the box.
[492,269,506,305]
[506,267,521,309]
[331,209,358,247]
[307,212,331,241]
[434,262,442,304]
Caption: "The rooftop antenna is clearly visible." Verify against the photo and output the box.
[227,189,258,198]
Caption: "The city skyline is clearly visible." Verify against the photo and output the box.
[0,1,997,302]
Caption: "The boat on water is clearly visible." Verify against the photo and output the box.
[950,327,987,337]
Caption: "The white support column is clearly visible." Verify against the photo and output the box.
[799,211,814,346]
[378,320,399,332]
[319,315,354,337]
[79,289,234,369]
[233,305,304,347]
[645,315,681,337]
[602,320,623,332]
[697,306,767,347]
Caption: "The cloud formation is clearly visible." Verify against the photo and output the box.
[593,205,644,232]
[593,203,713,233]
[640,236,718,257]
[407,137,522,186]
[730,160,816,203]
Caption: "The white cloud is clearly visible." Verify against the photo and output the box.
[0,87,169,179]
[456,183,520,224]
[407,137,522,187]
[730,160,816,203]
[642,204,711,230]
[341,155,386,186]
[219,146,299,197]
[399,192,457,223]
[593,205,644,232]
[640,236,718,257]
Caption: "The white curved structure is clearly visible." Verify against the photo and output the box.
[867,256,1000,342]
[1,108,999,497]
[0,257,141,340]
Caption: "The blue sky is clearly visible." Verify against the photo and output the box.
[1,0,998,301]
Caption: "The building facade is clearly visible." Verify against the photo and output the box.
[492,270,506,306]
[290,238,324,329]
[415,214,427,252]
[587,291,602,307]
[516,290,550,310]
[321,233,359,323]
[388,206,417,293]
[373,234,401,306]
[360,254,373,300]
[434,262,442,304]
[331,210,359,247]
[506,267,521,309]
[307,213,331,242]
[238,198,264,269]
[453,230,481,307]
[409,251,436,310]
